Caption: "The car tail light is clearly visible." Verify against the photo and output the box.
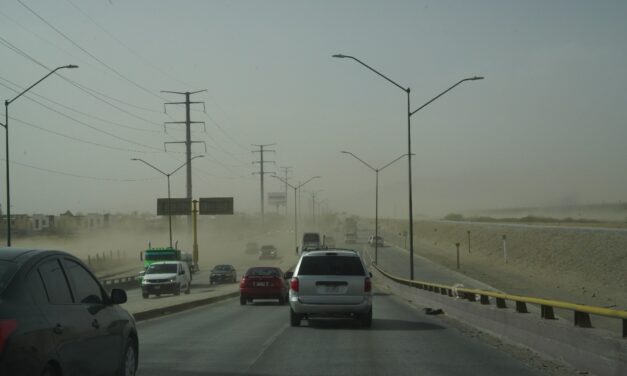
[290,277,299,292]
[0,319,17,353]
[273,276,283,287]
[364,277,372,292]
[239,277,247,288]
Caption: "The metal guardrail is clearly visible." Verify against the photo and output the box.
[372,262,627,338]
[101,275,138,287]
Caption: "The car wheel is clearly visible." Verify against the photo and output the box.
[142,293,148,299]
[360,309,373,328]
[185,282,191,294]
[290,308,301,327]
[118,337,137,376]
[40,364,58,376]
[240,296,246,305]
[174,284,181,296]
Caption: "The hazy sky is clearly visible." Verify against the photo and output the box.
[1,0,626,218]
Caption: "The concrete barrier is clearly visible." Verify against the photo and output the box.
[373,266,627,376]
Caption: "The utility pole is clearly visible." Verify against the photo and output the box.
[312,192,316,224]
[280,166,292,216]
[307,190,323,225]
[252,144,275,224]
[162,90,207,227]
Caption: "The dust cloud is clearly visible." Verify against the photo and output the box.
[9,213,341,277]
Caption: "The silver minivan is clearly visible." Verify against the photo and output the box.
[287,250,372,327]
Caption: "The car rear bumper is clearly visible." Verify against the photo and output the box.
[210,274,233,282]
[289,295,372,315]
[240,287,285,299]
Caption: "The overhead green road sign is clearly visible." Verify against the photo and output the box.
[157,198,191,215]
[199,197,233,215]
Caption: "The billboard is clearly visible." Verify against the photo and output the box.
[199,197,234,215]
[157,198,191,216]
[268,192,287,206]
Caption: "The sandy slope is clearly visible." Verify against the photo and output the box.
[380,219,627,312]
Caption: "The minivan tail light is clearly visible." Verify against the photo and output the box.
[364,277,372,292]
[0,319,17,353]
[290,277,299,292]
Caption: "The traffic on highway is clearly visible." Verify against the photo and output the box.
[1,1,626,375]
[0,229,583,376]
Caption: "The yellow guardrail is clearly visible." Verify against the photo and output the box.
[372,262,627,338]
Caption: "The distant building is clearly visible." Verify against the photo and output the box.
[82,213,108,229]
[12,215,32,234]
[31,214,55,232]
[56,210,80,232]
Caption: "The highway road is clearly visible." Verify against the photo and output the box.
[136,292,551,376]
[97,232,576,375]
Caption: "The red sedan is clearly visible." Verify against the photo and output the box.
[239,266,288,305]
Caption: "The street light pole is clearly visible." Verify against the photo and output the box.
[0,64,78,246]
[333,53,483,279]
[273,175,320,253]
[341,151,408,264]
[132,156,204,248]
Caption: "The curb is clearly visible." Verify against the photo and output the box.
[132,292,240,322]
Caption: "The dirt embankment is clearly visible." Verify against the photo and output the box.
[380,219,627,310]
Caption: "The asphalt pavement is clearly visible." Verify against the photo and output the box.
[136,292,548,376]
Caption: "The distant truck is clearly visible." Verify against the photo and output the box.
[140,246,197,280]
[298,232,324,254]
[345,217,358,244]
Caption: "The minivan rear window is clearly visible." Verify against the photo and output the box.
[298,256,365,276]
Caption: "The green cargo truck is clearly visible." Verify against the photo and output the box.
[138,246,196,284]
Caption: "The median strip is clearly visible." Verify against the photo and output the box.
[132,291,240,321]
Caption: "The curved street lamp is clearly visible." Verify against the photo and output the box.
[341,151,409,264]
[131,155,204,248]
[272,174,320,252]
[333,53,483,279]
[1,64,79,245]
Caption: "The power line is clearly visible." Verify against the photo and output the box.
[9,2,252,158]
[64,0,195,91]
[0,77,161,134]
[17,0,167,103]
[2,114,161,154]
[0,35,165,130]
[1,86,167,152]
[0,158,159,182]
[204,111,250,152]
[0,9,83,67]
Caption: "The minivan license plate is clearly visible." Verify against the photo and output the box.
[326,285,339,293]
